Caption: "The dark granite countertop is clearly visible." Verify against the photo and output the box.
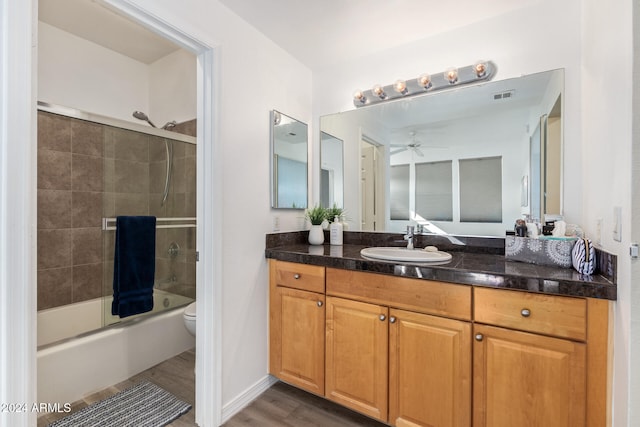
[265,231,617,301]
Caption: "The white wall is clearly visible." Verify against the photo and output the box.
[38,22,149,123]
[581,0,634,426]
[149,48,197,126]
[314,0,634,425]
[38,21,196,126]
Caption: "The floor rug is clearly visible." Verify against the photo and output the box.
[47,380,192,427]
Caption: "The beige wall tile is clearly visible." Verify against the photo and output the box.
[73,263,103,302]
[38,150,71,190]
[38,112,71,153]
[72,191,102,228]
[37,229,72,270]
[71,120,104,157]
[72,154,103,192]
[37,267,73,310]
[38,190,72,229]
[72,228,102,265]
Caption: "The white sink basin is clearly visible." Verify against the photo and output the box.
[360,247,452,263]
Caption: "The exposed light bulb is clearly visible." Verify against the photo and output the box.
[353,89,367,104]
[372,84,387,99]
[394,79,408,95]
[417,73,432,89]
[474,61,487,78]
[444,67,458,84]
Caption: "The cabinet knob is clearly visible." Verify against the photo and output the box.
[389,316,396,324]
[379,314,386,321]
[317,301,323,307]
[293,274,300,279]
[521,308,531,317]
[475,334,484,342]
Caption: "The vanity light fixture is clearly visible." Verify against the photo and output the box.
[394,79,408,95]
[352,60,496,107]
[353,89,367,105]
[444,67,459,84]
[372,84,387,99]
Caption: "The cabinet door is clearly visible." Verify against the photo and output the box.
[473,324,586,427]
[389,309,471,427]
[325,296,388,421]
[270,286,325,395]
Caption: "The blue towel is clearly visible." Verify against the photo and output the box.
[112,216,156,318]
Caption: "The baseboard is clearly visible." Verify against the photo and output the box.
[221,375,279,423]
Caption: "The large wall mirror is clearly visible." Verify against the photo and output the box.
[271,110,308,209]
[320,69,563,236]
[320,132,344,209]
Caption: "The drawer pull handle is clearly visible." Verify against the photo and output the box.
[475,334,484,342]
[379,314,386,321]
[521,308,531,317]
[317,301,323,307]
[293,274,300,279]
[389,316,396,324]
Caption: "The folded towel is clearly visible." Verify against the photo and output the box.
[112,216,156,318]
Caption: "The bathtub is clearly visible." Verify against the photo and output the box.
[37,290,195,404]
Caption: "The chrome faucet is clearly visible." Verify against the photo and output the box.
[404,225,415,250]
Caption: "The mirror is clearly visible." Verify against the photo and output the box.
[320,132,344,209]
[271,110,308,209]
[320,69,563,236]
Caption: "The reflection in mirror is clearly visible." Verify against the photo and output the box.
[320,132,344,209]
[271,110,308,209]
[320,69,563,236]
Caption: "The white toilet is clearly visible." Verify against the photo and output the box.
[183,302,196,336]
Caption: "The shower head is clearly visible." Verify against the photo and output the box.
[162,121,177,130]
[132,111,157,128]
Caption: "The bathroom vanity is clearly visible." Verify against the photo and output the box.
[265,232,615,427]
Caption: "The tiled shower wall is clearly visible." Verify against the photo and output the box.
[37,111,196,311]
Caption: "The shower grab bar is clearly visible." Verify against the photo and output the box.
[102,217,196,231]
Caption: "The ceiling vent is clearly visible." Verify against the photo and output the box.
[493,90,515,100]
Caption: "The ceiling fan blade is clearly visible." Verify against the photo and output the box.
[413,147,424,157]
[390,148,407,156]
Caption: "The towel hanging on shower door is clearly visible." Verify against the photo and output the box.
[112,216,156,318]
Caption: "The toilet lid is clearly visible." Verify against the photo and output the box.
[184,302,196,318]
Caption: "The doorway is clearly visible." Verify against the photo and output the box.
[35,1,220,425]
[360,136,385,231]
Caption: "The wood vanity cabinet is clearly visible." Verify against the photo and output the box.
[269,260,326,395]
[325,296,389,421]
[473,287,610,427]
[326,268,472,426]
[268,260,611,427]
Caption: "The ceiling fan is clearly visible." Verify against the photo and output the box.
[390,131,446,157]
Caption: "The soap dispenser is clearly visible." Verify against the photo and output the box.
[330,215,343,246]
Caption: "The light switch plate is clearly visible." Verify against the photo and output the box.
[613,206,622,242]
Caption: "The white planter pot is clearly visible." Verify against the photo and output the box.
[308,225,325,245]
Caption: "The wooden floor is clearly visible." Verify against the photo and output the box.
[222,382,388,427]
[37,349,196,427]
[38,349,386,427]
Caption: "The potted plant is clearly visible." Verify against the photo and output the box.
[326,204,345,223]
[305,205,328,245]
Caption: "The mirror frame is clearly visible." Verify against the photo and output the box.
[270,110,309,209]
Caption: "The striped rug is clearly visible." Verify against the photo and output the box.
[47,381,192,427]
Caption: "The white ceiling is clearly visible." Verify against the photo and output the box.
[40,0,541,68]
[217,0,542,69]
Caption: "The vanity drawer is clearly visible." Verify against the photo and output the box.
[326,268,471,320]
[273,260,325,293]
[474,287,587,341]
